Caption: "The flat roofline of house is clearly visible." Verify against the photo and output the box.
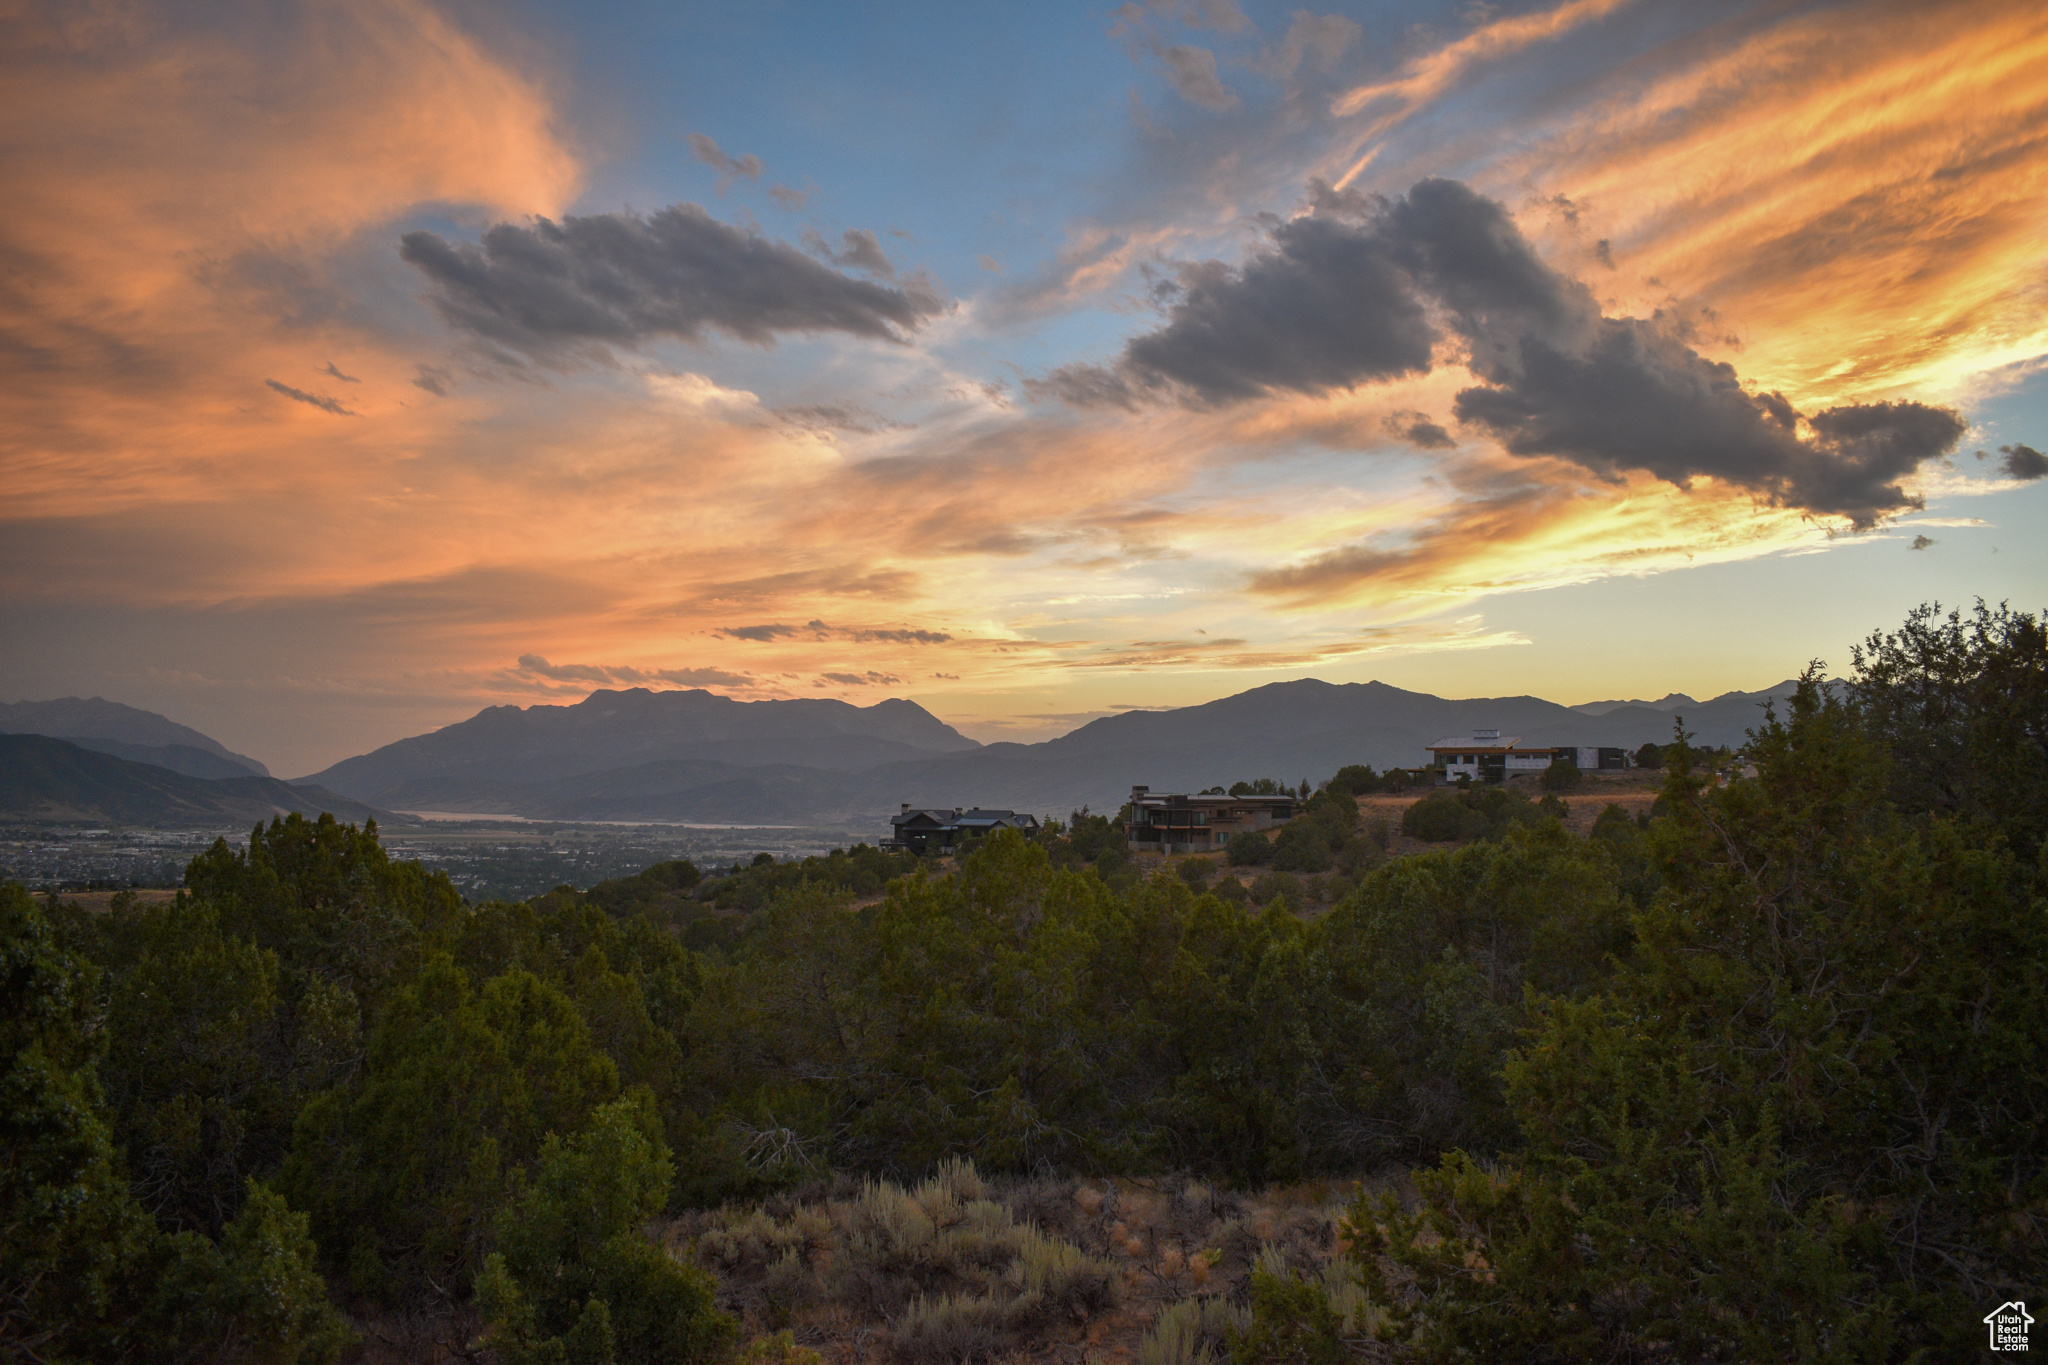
[1425,739,1532,753]
[1127,791,1298,803]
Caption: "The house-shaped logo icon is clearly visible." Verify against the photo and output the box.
[1985,1300,2033,1352]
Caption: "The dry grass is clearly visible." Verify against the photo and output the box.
[672,1163,1408,1364]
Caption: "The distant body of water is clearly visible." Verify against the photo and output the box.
[394,810,799,829]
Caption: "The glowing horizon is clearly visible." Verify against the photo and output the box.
[2,0,2043,775]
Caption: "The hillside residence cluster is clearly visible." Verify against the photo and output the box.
[883,806,1041,855]
[901,728,1634,854]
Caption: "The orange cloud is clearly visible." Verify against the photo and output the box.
[1490,0,2048,410]
[0,0,580,518]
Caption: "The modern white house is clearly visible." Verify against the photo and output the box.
[1425,730,1554,783]
[1424,731,1633,783]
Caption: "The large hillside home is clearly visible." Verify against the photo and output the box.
[883,805,1040,855]
[1125,785,1296,854]
[1425,731,1633,782]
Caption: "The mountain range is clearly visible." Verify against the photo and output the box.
[1,679,1807,829]
[1567,693,1699,716]
[296,679,1802,825]
[0,734,384,826]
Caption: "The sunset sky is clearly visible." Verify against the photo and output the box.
[2,0,2044,777]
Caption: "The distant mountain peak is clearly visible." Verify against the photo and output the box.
[297,687,980,799]
[0,733,375,825]
[0,697,269,776]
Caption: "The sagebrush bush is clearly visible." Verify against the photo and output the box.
[690,1160,1119,1359]
[1137,1295,1241,1365]
[895,1292,1007,1363]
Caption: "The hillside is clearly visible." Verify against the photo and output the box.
[0,696,270,776]
[854,677,1802,816]
[0,734,385,826]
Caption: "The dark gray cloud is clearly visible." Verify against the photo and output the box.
[321,361,359,383]
[768,183,811,211]
[1379,178,1598,382]
[802,227,895,279]
[2000,442,2047,480]
[1910,534,1935,550]
[1452,330,1962,525]
[411,363,452,397]
[1384,411,1454,449]
[686,133,762,191]
[399,206,946,367]
[264,379,354,415]
[1037,176,1963,525]
[1029,210,1432,408]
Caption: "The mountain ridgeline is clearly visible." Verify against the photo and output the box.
[0,735,387,826]
[295,678,1805,823]
[0,696,271,779]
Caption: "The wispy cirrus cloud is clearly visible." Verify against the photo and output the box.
[516,654,754,689]
[1326,0,1635,177]
[818,670,904,687]
[264,379,356,416]
[715,620,954,644]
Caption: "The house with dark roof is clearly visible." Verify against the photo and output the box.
[1124,785,1296,854]
[883,805,1040,855]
